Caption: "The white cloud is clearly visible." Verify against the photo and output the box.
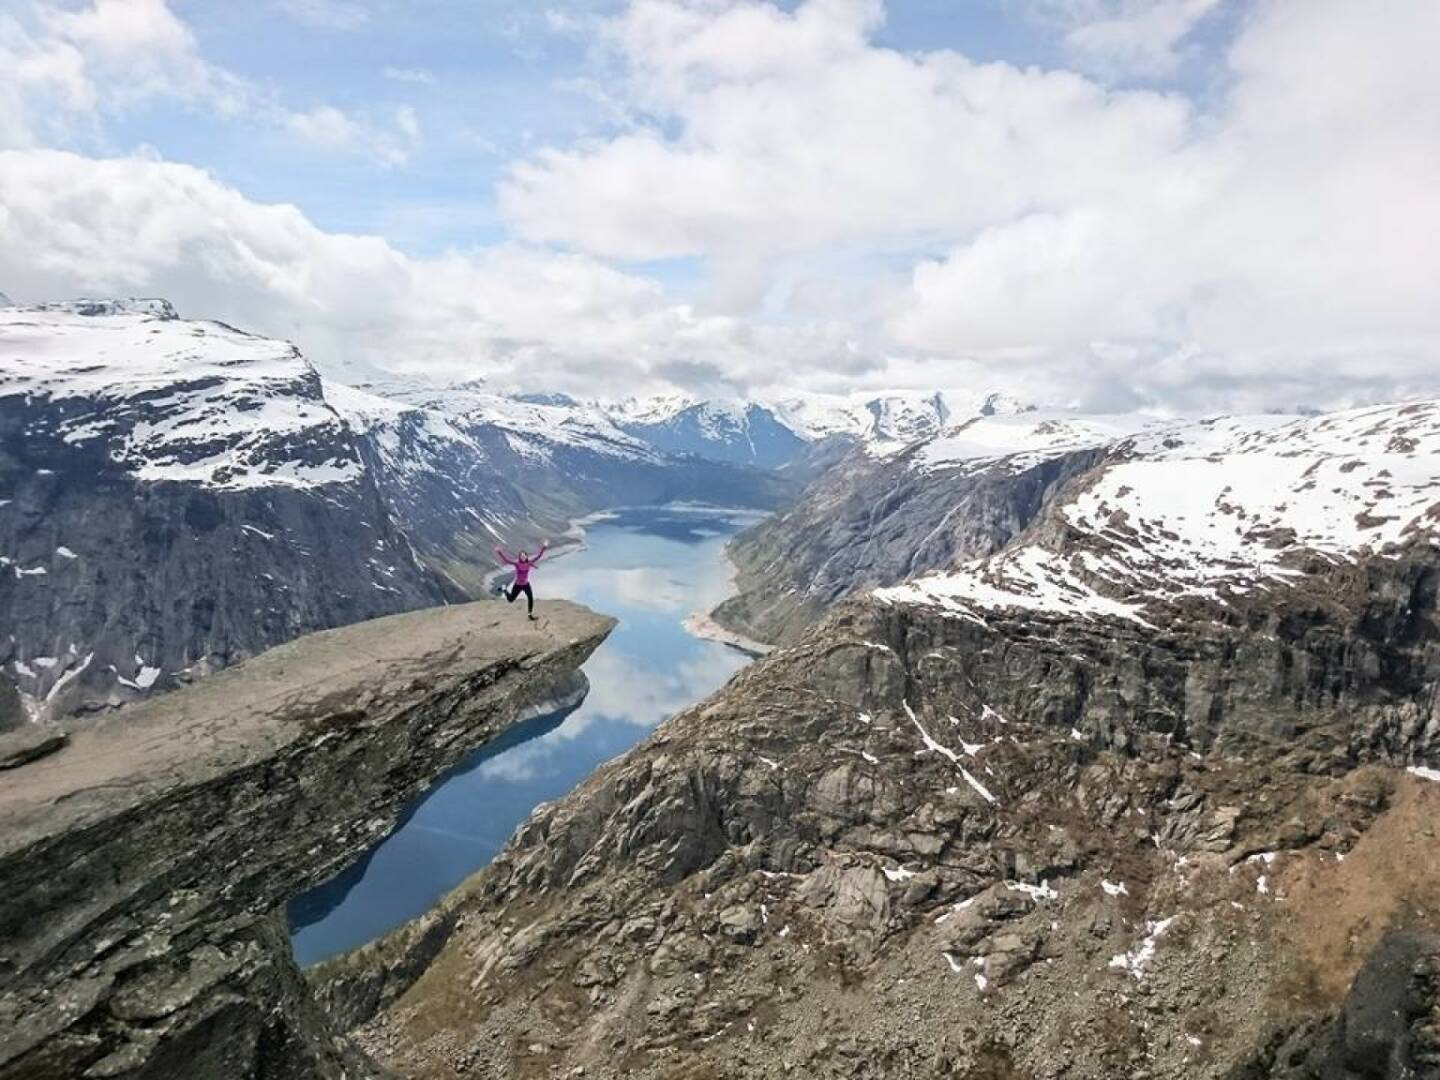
[284,104,421,166]
[494,0,1440,411]
[892,0,1440,409]
[0,148,851,396]
[501,0,1191,261]
[0,0,416,165]
[3,0,1438,413]
[0,0,236,148]
[1025,0,1225,78]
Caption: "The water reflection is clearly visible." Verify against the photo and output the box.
[287,506,759,966]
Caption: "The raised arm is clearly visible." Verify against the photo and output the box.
[494,547,515,566]
[531,540,549,564]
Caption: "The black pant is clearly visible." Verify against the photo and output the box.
[506,582,534,614]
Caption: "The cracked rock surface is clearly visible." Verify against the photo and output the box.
[0,598,614,1080]
[348,545,1439,1080]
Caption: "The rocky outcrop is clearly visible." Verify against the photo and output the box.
[1229,930,1440,1079]
[0,598,614,1080]
[0,675,23,732]
[0,721,66,768]
[0,302,453,720]
[351,543,1439,1079]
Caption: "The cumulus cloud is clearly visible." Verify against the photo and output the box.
[0,0,418,164]
[503,0,1191,262]
[0,148,854,396]
[3,0,1438,413]
[891,0,1440,409]
[1024,0,1225,78]
[494,0,1440,411]
[0,0,228,147]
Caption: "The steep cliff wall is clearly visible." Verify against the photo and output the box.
[350,545,1439,1080]
[0,598,614,1080]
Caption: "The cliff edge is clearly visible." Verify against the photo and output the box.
[0,598,615,1080]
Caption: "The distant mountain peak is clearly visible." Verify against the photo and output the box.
[979,391,1033,417]
[510,391,578,408]
[36,298,178,320]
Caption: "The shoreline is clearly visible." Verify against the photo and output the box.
[682,611,773,658]
[684,535,775,658]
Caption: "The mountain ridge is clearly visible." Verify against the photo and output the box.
[712,399,1440,646]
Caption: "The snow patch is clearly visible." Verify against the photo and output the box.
[1108,917,1175,980]
[1006,880,1058,902]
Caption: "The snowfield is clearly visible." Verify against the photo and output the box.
[594,388,1026,455]
[0,302,667,499]
[1,300,1039,491]
[0,301,364,491]
[915,411,1169,475]
[879,401,1440,620]
[362,377,661,464]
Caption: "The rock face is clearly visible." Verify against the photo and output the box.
[0,597,615,1080]
[343,403,1440,1079]
[0,721,66,768]
[347,546,1439,1080]
[0,302,453,720]
[1228,930,1440,1079]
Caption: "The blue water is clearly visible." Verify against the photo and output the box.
[287,505,759,966]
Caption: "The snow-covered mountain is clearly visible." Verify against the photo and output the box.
[4,299,367,490]
[0,300,449,722]
[0,300,790,722]
[368,378,661,466]
[594,389,1029,468]
[878,401,1440,622]
[713,397,1440,645]
[326,378,790,595]
[600,398,809,469]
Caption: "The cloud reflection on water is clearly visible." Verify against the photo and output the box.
[287,506,756,965]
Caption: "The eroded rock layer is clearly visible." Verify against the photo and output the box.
[0,599,614,1080]
[354,545,1439,1080]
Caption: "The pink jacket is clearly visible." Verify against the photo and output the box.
[496,544,546,585]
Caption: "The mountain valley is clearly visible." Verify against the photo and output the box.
[1,296,1437,1080]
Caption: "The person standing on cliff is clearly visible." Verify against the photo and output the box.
[494,540,548,620]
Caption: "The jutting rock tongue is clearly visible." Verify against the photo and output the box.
[0,598,615,1080]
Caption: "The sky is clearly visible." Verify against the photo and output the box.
[0,0,1437,411]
